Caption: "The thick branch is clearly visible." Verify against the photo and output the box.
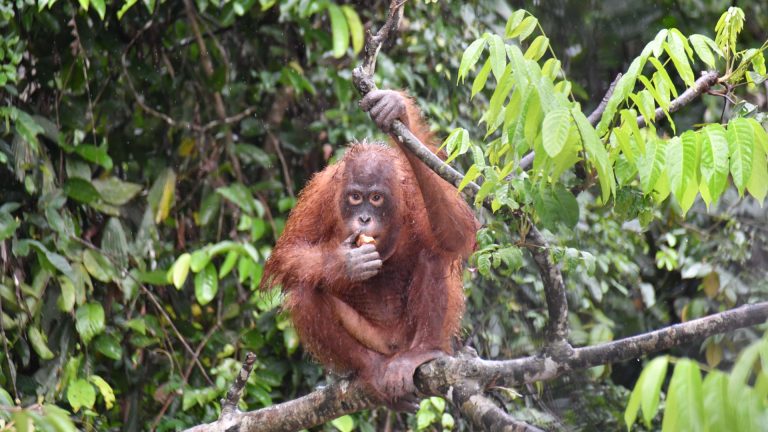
[184,380,376,432]
[189,301,768,431]
[417,301,768,393]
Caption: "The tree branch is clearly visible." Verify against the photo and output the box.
[636,71,720,128]
[187,301,768,431]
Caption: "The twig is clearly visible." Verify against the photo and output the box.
[221,352,258,416]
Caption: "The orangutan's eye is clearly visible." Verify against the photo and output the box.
[348,193,363,205]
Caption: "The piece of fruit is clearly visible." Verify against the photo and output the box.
[356,234,376,247]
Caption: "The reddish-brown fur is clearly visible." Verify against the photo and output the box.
[261,94,478,407]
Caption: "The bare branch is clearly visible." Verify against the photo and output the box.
[221,352,258,416]
[587,73,623,125]
[184,380,375,432]
[455,393,545,432]
[524,226,571,349]
[417,301,768,392]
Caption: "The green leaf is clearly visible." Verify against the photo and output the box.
[746,120,768,203]
[327,4,349,58]
[638,137,666,195]
[534,185,579,229]
[26,240,74,280]
[508,16,538,41]
[648,57,678,98]
[700,124,730,205]
[117,0,138,19]
[504,9,526,38]
[189,248,211,273]
[75,302,105,344]
[524,35,549,61]
[665,32,695,87]
[330,415,355,432]
[639,356,669,427]
[194,263,218,306]
[92,178,142,206]
[77,0,89,11]
[666,134,698,214]
[63,177,101,204]
[171,253,192,289]
[689,34,716,68]
[572,109,615,202]
[57,276,76,312]
[29,326,55,360]
[89,375,115,409]
[74,144,112,170]
[727,118,754,196]
[102,218,129,269]
[82,248,118,283]
[67,379,96,412]
[458,38,487,83]
[219,250,239,278]
[596,57,646,136]
[0,211,20,241]
[662,360,704,432]
[485,64,513,135]
[702,371,733,432]
[487,34,506,81]
[458,164,480,193]
[94,334,122,360]
[340,6,363,54]
[42,404,78,432]
[542,108,571,158]
[216,183,260,216]
[471,58,492,98]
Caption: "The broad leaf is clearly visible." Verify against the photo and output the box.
[327,4,349,58]
[67,379,96,412]
[572,109,615,202]
[171,253,192,289]
[727,118,754,196]
[75,302,105,344]
[700,124,729,206]
[487,34,506,80]
[458,38,486,83]
[541,108,571,158]
[746,120,768,203]
[194,263,218,305]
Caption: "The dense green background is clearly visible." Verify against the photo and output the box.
[1,0,767,430]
